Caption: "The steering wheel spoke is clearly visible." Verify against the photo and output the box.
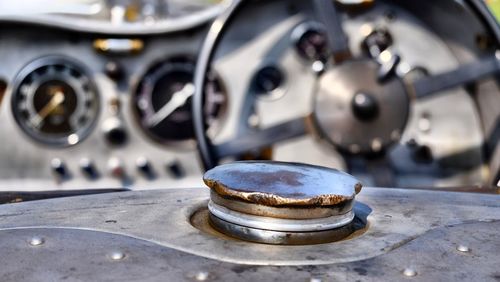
[410,54,500,99]
[214,117,308,159]
[313,0,351,62]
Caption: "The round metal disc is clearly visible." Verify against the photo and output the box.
[203,161,362,207]
[313,60,410,154]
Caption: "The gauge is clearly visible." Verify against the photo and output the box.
[292,22,329,62]
[133,57,227,147]
[11,57,99,147]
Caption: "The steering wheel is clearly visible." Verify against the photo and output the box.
[193,0,500,187]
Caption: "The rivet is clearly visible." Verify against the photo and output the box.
[247,114,260,128]
[360,24,373,36]
[109,251,125,260]
[391,130,401,141]
[456,245,470,253]
[418,113,431,133]
[396,62,411,76]
[349,144,361,154]
[195,271,209,281]
[29,236,44,246]
[371,138,383,152]
[402,268,417,277]
[312,61,325,73]
[379,50,393,64]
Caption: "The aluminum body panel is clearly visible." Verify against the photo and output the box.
[0,26,207,191]
[0,188,498,271]
[0,221,498,282]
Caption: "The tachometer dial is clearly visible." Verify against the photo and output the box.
[133,57,227,147]
[11,57,100,147]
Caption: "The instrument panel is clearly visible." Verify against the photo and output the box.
[0,0,498,192]
[0,23,216,190]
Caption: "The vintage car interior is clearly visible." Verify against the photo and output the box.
[0,0,499,281]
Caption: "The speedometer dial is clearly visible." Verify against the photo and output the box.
[133,57,227,147]
[11,57,99,147]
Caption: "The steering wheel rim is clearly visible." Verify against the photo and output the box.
[194,0,244,170]
[193,0,500,187]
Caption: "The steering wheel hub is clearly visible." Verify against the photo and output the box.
[313,60,410,154]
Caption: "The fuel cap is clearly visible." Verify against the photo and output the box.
[203,161,362,245]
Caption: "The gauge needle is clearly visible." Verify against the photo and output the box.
[31,91,65,128]
[145,83,195,128]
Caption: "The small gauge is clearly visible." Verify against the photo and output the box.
[292,22,330,62]
[133,57,227,147]
[11,57,99,146]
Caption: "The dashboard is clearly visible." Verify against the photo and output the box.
[0,1,228,191]
[0,0,499,192]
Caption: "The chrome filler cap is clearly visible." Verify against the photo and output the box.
[203,161,363,245]
[203,161,362,207]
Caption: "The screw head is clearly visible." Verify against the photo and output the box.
[402,268,417,277]
[195,271,209,281]
[109,251,125,260]
[351,92,380,122]
[456,245,470,253]
[29,236,44,246]
[312,61,325,73]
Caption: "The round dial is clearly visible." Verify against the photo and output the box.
[134,58,227,146]
[11,57,99,146]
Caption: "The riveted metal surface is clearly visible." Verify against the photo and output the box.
[0,188,498,267]
[0,191,498,281]
[203,161,362,207]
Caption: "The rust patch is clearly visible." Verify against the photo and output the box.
[204,178,360,207]
[203,161,362,207]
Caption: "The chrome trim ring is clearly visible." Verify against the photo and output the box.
[208,200,354,232]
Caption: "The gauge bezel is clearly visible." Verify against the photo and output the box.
[131,56,228,150]
[10,56,100,147]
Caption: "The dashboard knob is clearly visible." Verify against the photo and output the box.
[102,117,128,146]
[79,158,99,179]
[136,157,155,179]
[108,157,125,179]
[50,158,69,179]
[166,160,185,179]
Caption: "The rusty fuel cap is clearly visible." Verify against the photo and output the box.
[203,161,363,245]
